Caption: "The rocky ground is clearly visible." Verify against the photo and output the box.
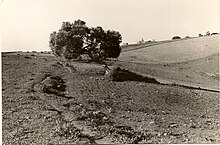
[2,53,220,144]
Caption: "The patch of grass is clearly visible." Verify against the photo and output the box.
[54,120,81,140]
[103,125,153,144]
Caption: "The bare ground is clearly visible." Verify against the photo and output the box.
[2,53,220,144]
[115,53,219,91]
[120,35,219,63]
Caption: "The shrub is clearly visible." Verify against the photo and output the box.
[199,34,203,37]
[206,31,210,36]
[42,76,66,96]
[211,33,218,35]
[172,36,181,40]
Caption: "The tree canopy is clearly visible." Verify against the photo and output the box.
[49,20,122,62]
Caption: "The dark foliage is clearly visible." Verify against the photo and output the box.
[172,36,181,40]
[206,31,210,36]
[49,19,122,61]
[199,33,203,37]
[42,76,66,96]
[110,67,160,84]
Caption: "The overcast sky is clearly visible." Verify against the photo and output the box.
[2,0,219,52]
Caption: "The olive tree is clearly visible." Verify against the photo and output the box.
[49,19,122,62]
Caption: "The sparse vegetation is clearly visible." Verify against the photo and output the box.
[2,18,220,144]
[2,34,220,144]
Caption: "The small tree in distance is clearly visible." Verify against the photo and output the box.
[206,31,210,36]
[199,33,203,37]
[49,19,122,62]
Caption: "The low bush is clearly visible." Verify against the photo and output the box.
[172,36,181,40]
[109,67,159,84]
[42,76,66,96]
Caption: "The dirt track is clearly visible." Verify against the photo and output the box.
[2,53,220,144]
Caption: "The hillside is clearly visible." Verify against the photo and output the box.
[120,35,219,63]
[118,35,219,91]
[2,35,220,144]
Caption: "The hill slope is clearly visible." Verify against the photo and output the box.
[117,35,219,91]
[120,35,219,63]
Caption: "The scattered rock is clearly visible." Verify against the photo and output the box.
[108,108,113,113]
[190,124,197,128]
[149,121,154,124]
[144,113,149,116]
[205,120,212,125]
[170,132,183,136]
[169,123,178,128]
[162,111,167,115]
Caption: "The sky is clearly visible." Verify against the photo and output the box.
[1,0,219,52]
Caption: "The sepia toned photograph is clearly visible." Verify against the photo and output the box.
[1,0,219,144]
